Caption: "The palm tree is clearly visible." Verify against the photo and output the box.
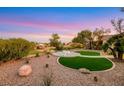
[102,34,124,60]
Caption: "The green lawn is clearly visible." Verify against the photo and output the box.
[59,57,113,71]
[78,50,100,56]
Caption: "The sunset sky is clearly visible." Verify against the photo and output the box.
[0,7,124,43]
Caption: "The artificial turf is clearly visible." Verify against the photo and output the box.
[59,57,113,71]
[79,50,100,56]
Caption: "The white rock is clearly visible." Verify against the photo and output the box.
[18,65,32,76]
[79,68,91,74]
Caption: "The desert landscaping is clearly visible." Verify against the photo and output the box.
[0,49,123,86]
[0,7,124,86]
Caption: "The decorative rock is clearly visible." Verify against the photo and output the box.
[79,68,91,74]
[18,65,32,76]
[94,76,98,82]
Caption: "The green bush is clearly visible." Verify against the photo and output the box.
[35,52,40,57]
[70,43,83,49]
[64,43,83,50]
[0,38,33,61]
[49,34,63,50]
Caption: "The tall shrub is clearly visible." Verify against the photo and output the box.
[0,38,33,61]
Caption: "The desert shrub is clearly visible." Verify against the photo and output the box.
[43,72,53,86]
[70,43,84,49]
[44,50,51,58]
[0,38,33,61]
[64,43,84,50]
[63,46,73,50]
[43,75,52,86]
[49,34,63,50]
[35,52,40,57]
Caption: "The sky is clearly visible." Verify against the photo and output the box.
[0,7,124,43]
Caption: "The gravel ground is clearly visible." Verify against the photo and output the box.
[0,55,124,86]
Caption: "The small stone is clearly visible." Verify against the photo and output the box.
[18,65,32,77]
[79,68,91,74]
[45,64,49,68]
[94,76,98,82]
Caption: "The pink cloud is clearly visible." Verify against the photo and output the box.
[0,18,83,31]
[0,17,115,35]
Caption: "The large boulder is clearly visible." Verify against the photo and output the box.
[79,68,91,74]
[18,65,32,77]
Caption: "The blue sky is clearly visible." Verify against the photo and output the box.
[0,7,123,42]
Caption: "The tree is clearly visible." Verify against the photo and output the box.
[114,36,124,60]
[72,30,92,49]
[49,34,63,50]
[102,33,124,60]
[72,28,110,50]
[111,18,124,34]
[103,18,124,60]
[93,28,110,50]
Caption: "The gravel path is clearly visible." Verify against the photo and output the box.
[0,55,124,86]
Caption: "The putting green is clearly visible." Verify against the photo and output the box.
[78,50,100,56]
[59,57,113,71]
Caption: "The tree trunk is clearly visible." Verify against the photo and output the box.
[118,52,123,60]
[109,47,117,59]
[89,41,92,49]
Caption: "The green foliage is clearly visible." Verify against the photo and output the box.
[72,30,91,46]
[70,43,83,49]
[35,52,40,57]
[0,38,33,61]
[102,33,124,59]
[114,38,124,52]
[44,50,51,58]
[79,50,100,56]
[72,28,109,50]
[102,43,109,52]
[63,46,73,50]
[49,34,63,50]
[63,43,83,50]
